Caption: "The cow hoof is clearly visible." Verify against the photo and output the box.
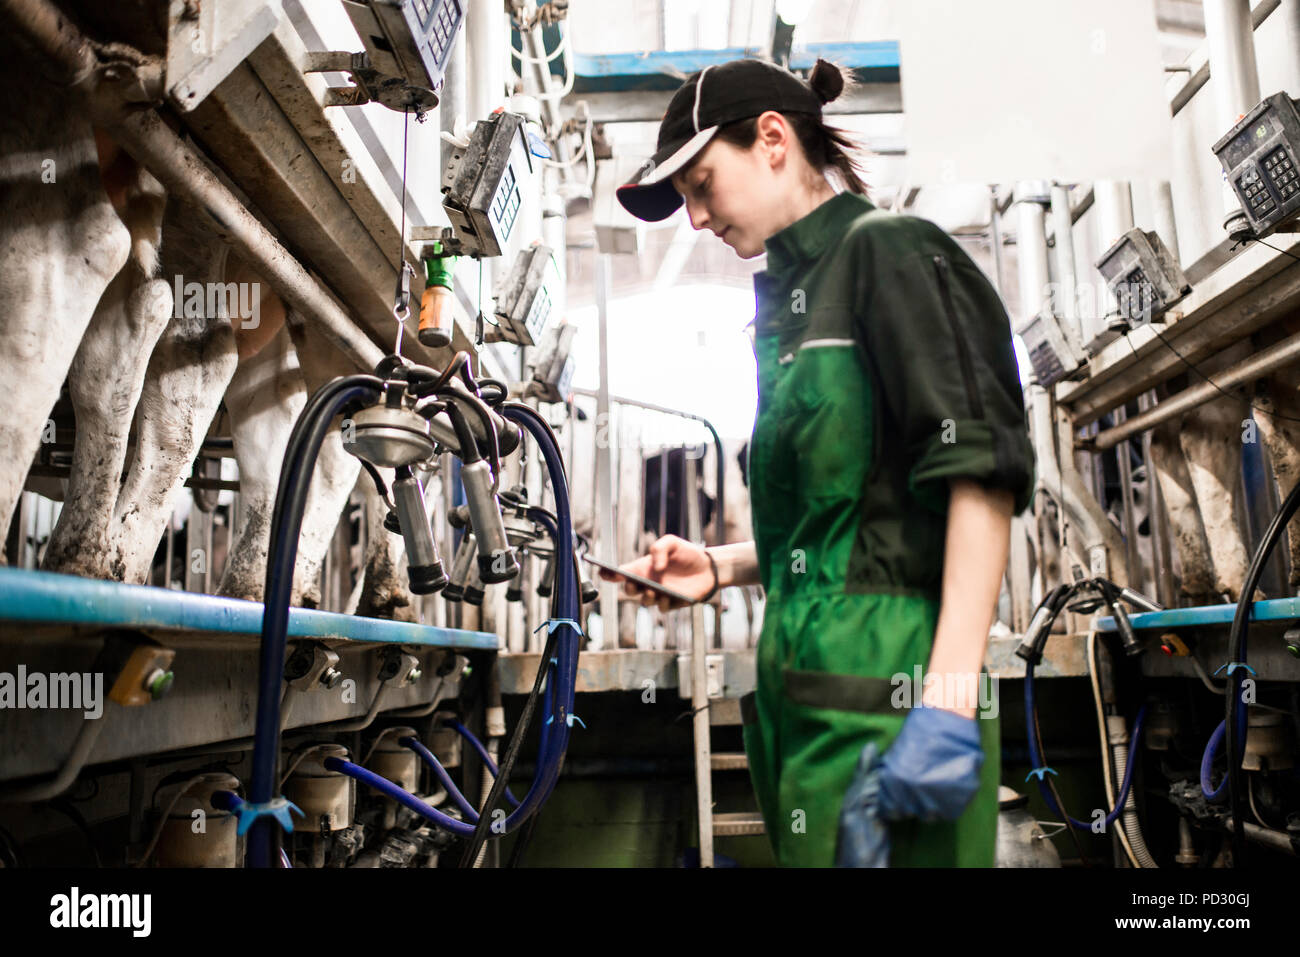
[294,588,321,610]
[357,587,416,622]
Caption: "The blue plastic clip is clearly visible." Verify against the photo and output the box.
[527,130,553,159]
[230,796,304,837]
[533,618,583,637]
[1213,661,1257,678]
[544,713,586,729]
[1025,767,1058,782]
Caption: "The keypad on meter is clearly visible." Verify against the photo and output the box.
[1240,167,1276,217]
[1263,146,1297,201]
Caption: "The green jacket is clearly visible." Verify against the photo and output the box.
[740,190,1035,867]
[748,190,1036,603]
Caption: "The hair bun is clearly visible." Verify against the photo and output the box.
[807,58,845,105]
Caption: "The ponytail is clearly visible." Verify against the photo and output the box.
[712,58,869,194]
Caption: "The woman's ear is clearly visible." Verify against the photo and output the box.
[754,111,791,167]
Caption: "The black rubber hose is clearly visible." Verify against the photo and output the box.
[422,351,474,396]
[247,374,383,868]
[441,399,482,464]
[456,419,573,868]
[476,378,509,404]
[457,622,560,868]
[506,808,540,867]
[1224,474,1300,865]
[358,459,395,512]
[444,388,503,488]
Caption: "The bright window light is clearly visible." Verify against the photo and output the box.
[569,284,759,441]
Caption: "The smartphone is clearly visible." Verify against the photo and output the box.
[580,553,696,606]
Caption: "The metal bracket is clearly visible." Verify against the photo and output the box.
[302,50,436,113]
[284,642,342,691]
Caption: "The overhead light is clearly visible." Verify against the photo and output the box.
[775,0,816,26]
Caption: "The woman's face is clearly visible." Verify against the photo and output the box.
[670,112,799,260]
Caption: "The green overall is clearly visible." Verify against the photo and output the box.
[740,192,1036,867]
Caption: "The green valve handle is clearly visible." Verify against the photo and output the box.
[424,241,456,290]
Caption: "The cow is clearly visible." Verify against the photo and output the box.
[1137,330,1300,605]
[0,29,416,615]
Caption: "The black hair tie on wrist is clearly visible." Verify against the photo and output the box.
[701,550,720,603]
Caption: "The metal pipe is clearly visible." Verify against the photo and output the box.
[1034,387,1128,583]
[1112,407,1142,594]
[1137,390,1176,608]
[439,26,467,174]
[1014,183,1051,329]
[1049,184,1083,349]
[1148,180,1182,266]
[111,113,384,370]
[1204,0,1263,126]
[0,717,107,803]
[1094,180,1136,250]
[1092,180,1135,332]
[687,452,714,867]
[320,683,391,733]
[0,0,95,86]
[465,0,507,121]
[0,0,384,372]
[1235,819,1298,855]
[1284,0,1300,93]
[1170,0,1280,116]
[658,446,669,538]
[1093,329,1300,450]
[571,387,727,549]
[593,254,619,649]
[988,187,1006,300]
[1204,0,1263,232]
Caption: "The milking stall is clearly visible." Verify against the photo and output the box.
[0,0,1298,932]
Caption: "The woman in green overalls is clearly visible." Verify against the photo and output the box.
[604,57,1035,867]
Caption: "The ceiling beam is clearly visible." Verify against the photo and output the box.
[573,82,903,123]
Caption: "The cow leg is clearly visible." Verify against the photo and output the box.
[283,313,362,608]
[110,311,238,583]
[43,166,171,577]
[1252,366,1300,588]
[0,65,130,548]
[1150,417,1218,601]
[1178,395,1252,601]
[215,322,304,601]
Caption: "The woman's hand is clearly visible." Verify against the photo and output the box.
[596,534,717,613]
[876,706,984,821]
[837,706,984,867]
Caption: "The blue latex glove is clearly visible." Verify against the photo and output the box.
[877,705,984,822]
[835,742,890,867]
[836,706,984,867]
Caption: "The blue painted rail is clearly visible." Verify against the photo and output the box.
[569,41,900,91]
[0,566,498,650]
[1097,597,1300,633]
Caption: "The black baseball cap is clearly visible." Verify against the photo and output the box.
[616,58,826,222]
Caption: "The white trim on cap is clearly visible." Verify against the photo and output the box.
[636,125,720,185]
[692,64,713,133]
